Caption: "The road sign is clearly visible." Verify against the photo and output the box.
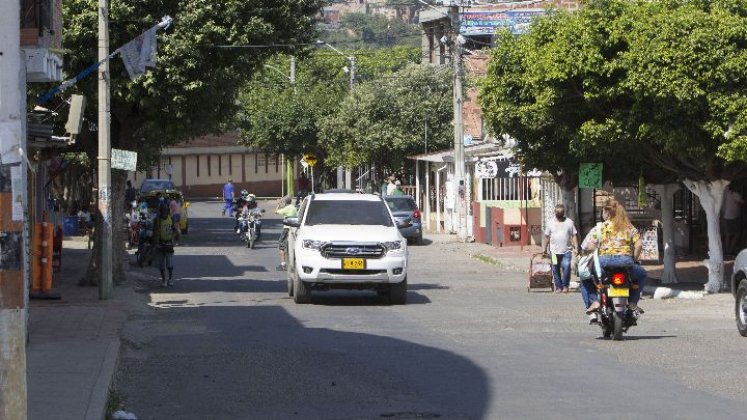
[302,153,317,167]
[579,163,603,189]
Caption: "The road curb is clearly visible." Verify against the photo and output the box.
[472,252,709,300]
[84,339,121,420]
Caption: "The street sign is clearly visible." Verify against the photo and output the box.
[111,149,137,171]
[579,163,603,188]
[302,153,317,167]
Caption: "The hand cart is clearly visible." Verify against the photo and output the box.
[528,253,554,292]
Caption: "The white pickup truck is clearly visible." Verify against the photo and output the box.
[284,192,408,304]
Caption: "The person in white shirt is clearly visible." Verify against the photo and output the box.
[543,204,579,293]
[722,185,744,256]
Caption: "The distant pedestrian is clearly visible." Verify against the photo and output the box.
[385,175,397,196]
[77,205,94,230]
[169,197,182,245]
[391,180,405,196]
[543,204,579,293]
[125,180,137,212]
[722,184,744,256]
[152,205,175,287]
[222,179,235,217]
[155,192,169,215]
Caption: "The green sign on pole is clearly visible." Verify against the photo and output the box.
[579,163,603,188]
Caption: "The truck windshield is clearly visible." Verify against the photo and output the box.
[305,200,393,227]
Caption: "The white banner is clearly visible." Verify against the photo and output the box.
[111,149,137,171]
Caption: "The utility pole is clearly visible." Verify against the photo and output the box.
[345,56,356,190]
[287,56,296,198]
[98,0,113,299]
[0,1,29,417]
[450,3,467,241]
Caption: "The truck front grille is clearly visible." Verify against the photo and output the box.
[321,244,385,259]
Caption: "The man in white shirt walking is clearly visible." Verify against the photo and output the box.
[543,204,579,293]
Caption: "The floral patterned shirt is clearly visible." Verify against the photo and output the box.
[582,221,640,257]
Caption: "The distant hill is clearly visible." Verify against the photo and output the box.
[319,1,423,48]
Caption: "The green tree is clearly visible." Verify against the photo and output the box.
[608,0,747,292]
[319,63,453,174]
[479,8,642,224]
[239,47,421,178]
[57,0,323,284]
[481,0,747,292]
[239,54,347,159]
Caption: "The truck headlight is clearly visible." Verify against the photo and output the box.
[383,240,403,251]
[302,239,327,250]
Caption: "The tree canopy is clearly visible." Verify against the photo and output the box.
[480,0,747,291]
[238,47,422,164]
[55,0,323,284]
[319,63,453,172]
[59,0,323,167]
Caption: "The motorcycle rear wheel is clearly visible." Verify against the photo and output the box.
[612,311,624,341]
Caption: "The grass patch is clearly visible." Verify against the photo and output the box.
[472,253,498,265]
[105,389,125,420]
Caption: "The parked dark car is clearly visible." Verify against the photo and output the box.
[139,178,176,194]
[385,195,423,245]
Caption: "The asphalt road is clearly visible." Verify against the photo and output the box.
[115,201,747,419]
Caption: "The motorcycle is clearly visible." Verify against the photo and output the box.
[237,213,261,249]
[135,216,154,267]
[591,265,641,340]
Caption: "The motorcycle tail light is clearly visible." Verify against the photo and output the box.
[611,272,626,286]
[412,209,421,219]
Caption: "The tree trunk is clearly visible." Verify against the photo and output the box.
[555,170,579,227]
[81,118,133,287]
[683,178,729,293]
[560,187,578,227]
[653,183,681,284]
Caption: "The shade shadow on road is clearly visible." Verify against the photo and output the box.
[178,215,284,248]
[117,305,489,420]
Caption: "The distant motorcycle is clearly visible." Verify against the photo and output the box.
[135,216,154,267]
[590,265,641,340]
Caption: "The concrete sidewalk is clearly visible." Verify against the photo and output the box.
[427,233,729,298]
[27,239,128,420]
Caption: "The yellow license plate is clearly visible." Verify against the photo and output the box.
[608,287,630,298]
[342,258,366,270]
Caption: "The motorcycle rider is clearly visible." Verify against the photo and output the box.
[580,198,647,316]
[234,190,250,232]
[240,194,263,240]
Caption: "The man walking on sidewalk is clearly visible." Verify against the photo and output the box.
[543,204,579,293]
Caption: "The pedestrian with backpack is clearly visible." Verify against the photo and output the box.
[152,205,176,287]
